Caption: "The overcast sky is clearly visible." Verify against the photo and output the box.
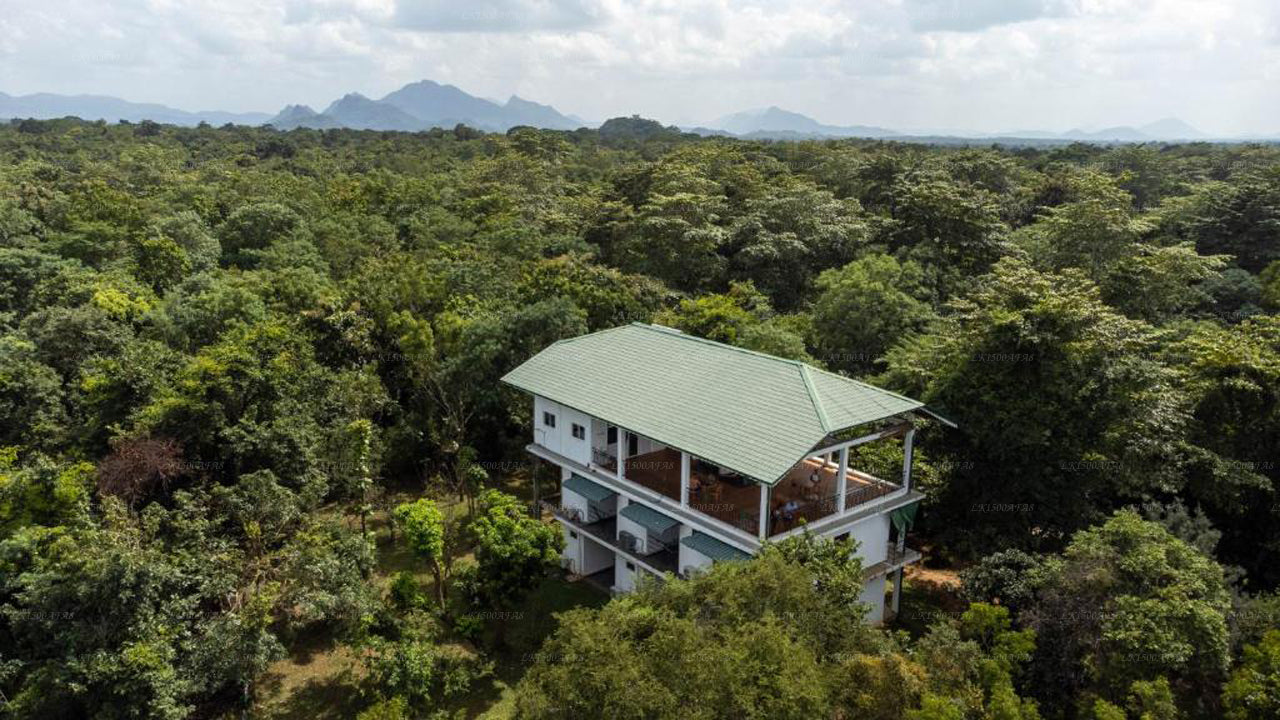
[2,0,1278,135]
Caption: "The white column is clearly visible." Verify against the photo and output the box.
[680,451,690,506]
[758,483,770,540]
[901,426,916,491]
[835,446,849,513]
[892,568,904,614]
[617,429,626,483]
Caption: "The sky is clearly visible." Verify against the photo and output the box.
[1,0,1278,135]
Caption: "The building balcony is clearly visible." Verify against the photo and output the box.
[543,495,679,576]
[618,446,901,539]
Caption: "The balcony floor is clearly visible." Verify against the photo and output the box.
[621,447,894,537]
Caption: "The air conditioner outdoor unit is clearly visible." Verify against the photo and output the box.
[618,531,643,554]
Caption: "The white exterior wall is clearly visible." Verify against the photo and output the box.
[561,484,591,522]
[533,396,592,466]
[844,514,891,567]
[615,498,654,555]
[614,552,639,593]
[860,575,887,624]
[578,534,614,575]
[679,545,714,577]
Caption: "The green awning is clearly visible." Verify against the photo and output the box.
[620,502,679,534]
[890,502,920,534]
[563,473,616,504]
[681,532,750,563]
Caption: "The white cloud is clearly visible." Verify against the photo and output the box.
[0,0,1275,135]
[905,0,1080,32]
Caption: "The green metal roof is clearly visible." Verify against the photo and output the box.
[502,323,924,485]
[563,473,616,504]
[681,531,751,563]
[619,502,679,534]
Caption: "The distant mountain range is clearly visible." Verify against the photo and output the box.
[704,106,899,139]
[2,83,1274,143]
[267,80,580,133]
[0,91,271,126]
[690,108,1217,143]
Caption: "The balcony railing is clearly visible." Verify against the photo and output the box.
[771,477,901,535]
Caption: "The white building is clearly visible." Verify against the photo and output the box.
[501,323,951,624]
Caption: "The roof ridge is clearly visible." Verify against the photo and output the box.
[798,364,832,433]
[631,322,808,367]
[548,323,634,348]
[807,364,923,407]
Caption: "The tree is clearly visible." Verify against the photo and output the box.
[960,548,1044,617]
[361,613,491,714]
[1260,260,1280,310]
[912,603,1040,720]
[466,489,564,608]
[394,498,455,608]
[1183,171,1280,273]
[1223,630,1280,719]
[1168,316,1280,587]
[1019,171,1148,279]
[887,173,1009,299]
[1023,511,1230,714]
[515,536,1040,719]
[725,182,868,310]
[217,202,301,267]
[881,258,1186,553]
[812,252,933,373]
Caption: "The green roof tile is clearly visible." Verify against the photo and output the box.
[563,473,616,504]
[619,502,679,534]
[502,323,923,485]
[681,531,751,563]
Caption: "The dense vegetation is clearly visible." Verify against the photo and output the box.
[1,117,1279,719]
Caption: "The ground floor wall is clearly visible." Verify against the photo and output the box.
[860,574,887,624]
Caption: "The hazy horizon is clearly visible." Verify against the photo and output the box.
[3,0,1278,136]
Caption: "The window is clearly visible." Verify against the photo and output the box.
[543,411,556,428]
[625,561,636,572]
[607,426,618,444]
[571,423,586,440]
[569,531,578,539]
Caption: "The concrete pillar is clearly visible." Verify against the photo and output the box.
[758,483,770,540]
[892,568,904,614]
[836,446,849,513]
[617,429,625,483]
[902,426,916,491]
[530,455,541,518]
[680,451,690,506]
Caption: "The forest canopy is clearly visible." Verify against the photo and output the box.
[1,118,1280,719]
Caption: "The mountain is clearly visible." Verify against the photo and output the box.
[1063,126,1151,142]
[1139,117,1206,140]
[322,93,425,132]
[268,80,583,133]
[267,104,341,130]
[710,106,898,139]
[0,91,270,126]
[502,95,578,130]
[377,80,578,131]
[380,79,506,129]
